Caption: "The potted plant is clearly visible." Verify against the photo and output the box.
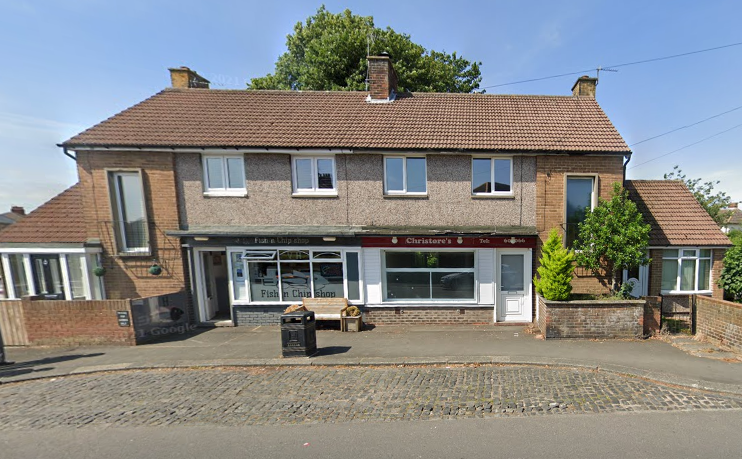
[92,266,106,277]
[149,262,163,276]
[342,306,362,332]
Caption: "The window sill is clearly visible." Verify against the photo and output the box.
[661,290,713,295]
[383,193,428,199]
[471,193,515,199]
[291,192,338,198]
[116,250,152,258]
[203,190,247,197]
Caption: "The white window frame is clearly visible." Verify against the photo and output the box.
[0,250,104,300]
[108,170,150,254]
[661,248,713,294]
[564,174,598,247]
[384,156,427,195]
[471,156,514,196]
[226,247,363,305]
[291,156,337,196]
[201,154,247,196]
[381,249,477,303]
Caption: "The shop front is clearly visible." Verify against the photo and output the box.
[185,235,362,326]
[361,235,535,323]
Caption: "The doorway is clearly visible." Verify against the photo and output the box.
[197,250,231,324]
[31,254,65,300]
[497,249,532,322]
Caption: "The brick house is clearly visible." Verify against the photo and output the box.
[0,56,726,327]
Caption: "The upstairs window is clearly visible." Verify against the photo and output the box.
[292,157,336,195]
[202,155,246,196]
[565,176,596,247]
[109,171,149,254]
[384,156,427,195]
[472,157,512,195]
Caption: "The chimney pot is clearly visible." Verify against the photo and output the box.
[169,66,210,89]
[571,75,598,98]
[367,54,398,102]
[10,206,24,215]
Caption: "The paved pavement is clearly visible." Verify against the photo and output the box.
[2,324,741,392]
[2,365,742,430]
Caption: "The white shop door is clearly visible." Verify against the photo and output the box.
[498,251,529,322]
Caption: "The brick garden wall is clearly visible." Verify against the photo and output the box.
[233,305,286,326]
[20,298,135,346]
[363,307,494,325]
[643,296,661,336]
[695,295,742,353]
[537,295,644,339]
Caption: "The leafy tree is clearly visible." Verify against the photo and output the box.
[664,165,731,226]
[248,6,482,93]
[719,237,742,302]
[534,229,575,301]
[573,183,651,293]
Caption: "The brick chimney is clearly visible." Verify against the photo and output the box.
[367,53,398,102]
[169,66,210,89]
[10,206,24,216]
[572,75,597,98]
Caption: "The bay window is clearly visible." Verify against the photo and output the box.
[383,251,475,301]
[661,249,712,293]
[0,251,103,300]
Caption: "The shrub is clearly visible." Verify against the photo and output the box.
[534,229,575,301]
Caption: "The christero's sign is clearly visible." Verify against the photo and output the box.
[361,236,536,248]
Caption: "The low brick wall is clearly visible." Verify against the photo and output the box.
[21,298,135,346]
[695,295,742,353]
[537,295,644,339]
[364,307,493,325]
[644,296,661,336]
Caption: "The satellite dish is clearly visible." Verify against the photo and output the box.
[627,278,642,298]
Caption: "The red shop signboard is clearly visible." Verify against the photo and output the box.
[361,236,536,249]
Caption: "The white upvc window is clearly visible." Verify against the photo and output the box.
[292,157,337,195]
[202,155,247,196]
[471,157,513,195]
[381,250,476,302]
[109,171,149,254]
[0,251,104,300]
[384,156,427,195]
[661,248,713,293]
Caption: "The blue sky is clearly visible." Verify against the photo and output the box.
[1,0,741,212]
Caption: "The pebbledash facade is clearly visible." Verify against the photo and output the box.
[0,56,727,326]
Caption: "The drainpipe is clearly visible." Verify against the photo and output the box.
[622,152,632,185]
[62,146,76,161]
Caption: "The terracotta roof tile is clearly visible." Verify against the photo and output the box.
[62,89,630,153]
[625,180,731,247]
[0,184,86,245]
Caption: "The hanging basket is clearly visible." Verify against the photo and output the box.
[149,263,163,276]
[92,266,106,277]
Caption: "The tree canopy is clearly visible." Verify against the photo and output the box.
[573,183,651,293]
[664,165,731,226]
[248,6,482,93]
[719,232,742,302]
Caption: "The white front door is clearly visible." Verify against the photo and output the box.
[498,251,531,322]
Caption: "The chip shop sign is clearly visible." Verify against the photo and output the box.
[361,236,536,248]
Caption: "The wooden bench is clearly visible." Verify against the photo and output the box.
[302,298,349,331]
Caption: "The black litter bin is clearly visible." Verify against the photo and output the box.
[280,310,317,357]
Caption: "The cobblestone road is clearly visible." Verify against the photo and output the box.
[1,365,741,429]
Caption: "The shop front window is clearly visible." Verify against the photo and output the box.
[238,249,357,303]
[383,251,475,301]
